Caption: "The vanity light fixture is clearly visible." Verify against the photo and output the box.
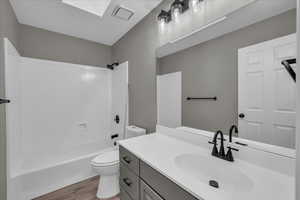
[171,0,189,15]
[158,10,172,24]
[158,0,202,23]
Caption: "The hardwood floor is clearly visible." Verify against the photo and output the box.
[33,176,120,200]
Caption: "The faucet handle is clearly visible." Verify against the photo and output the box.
[226,146,239,162]
[227,146,239,152]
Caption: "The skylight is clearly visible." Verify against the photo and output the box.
[62,0,112,17]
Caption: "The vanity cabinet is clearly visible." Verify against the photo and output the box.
[140,180,163,200]
[120,146,140,175]
[119,146,199,200]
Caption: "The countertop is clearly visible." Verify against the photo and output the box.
[119,133,294,200]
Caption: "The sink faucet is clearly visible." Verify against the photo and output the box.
[210,130,239,162]
[229,125,238,142]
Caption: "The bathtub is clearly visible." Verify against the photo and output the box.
[9,148,115,200]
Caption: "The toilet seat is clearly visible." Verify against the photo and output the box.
[91,150,119,167]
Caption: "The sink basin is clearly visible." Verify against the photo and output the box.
[174,154,253,192]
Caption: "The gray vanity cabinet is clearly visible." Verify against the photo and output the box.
[140,180,163,200]
[120,164,139,200]
[121,189,134,200]
[119,146,200,200]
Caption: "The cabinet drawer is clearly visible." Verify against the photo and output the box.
[120,189,133,200]
[140,161,201,200]
[140,180,163,200]
[120,165,139,200]
[120,145,139,175]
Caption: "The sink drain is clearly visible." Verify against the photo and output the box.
[209,180,219,188]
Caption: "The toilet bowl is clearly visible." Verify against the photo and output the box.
[91,126,146,199]
[91,149,119,199]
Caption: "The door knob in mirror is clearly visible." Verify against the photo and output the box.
[239,113,245,119]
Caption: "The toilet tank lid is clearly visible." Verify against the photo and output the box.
[126,126,146,134]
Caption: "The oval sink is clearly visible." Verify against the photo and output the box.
[174,154,253,192]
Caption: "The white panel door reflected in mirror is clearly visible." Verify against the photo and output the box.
[157,72,182,128]
[238,34,296,149]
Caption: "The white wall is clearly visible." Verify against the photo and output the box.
[157,72,182,128]
[111,62,128,140]
[4,38,22,200]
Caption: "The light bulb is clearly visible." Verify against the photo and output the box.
[159,19,165,29]
[191,0,199,7]
[173,7,180,21]
[190,0,204,12]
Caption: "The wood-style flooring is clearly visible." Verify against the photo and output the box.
[33,176,120,200]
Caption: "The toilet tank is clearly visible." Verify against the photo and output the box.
[125,126,146,139]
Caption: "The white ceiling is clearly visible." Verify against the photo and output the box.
[10,0,162,46]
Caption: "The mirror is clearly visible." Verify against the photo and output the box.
[156,0,297,149]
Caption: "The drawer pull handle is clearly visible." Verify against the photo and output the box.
[123,156,132,164]
[123,178,132,187]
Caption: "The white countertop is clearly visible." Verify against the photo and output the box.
[119,133,295,200]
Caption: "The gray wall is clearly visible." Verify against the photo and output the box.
[19,24,112,67]
[158,9,296,133]
[112,0,173,133]
[0,0,20,199]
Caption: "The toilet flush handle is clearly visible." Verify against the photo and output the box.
[122,156,131,164]
[123,178,132,187]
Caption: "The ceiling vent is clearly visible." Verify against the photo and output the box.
[112,6,134,21]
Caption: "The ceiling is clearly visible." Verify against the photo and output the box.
[10,0,163,46]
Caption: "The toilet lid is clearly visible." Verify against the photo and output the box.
[91,150,119,166]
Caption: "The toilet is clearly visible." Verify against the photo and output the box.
[91,126,146,199]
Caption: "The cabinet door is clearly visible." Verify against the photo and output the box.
[120,189,133,200]
[120,165,139,200]
[140,180,163,200]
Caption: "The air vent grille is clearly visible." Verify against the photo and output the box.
[112,6,134,21]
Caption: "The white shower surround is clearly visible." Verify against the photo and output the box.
[4,38,127,199]
[19,57,113,172]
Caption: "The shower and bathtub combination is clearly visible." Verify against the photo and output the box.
[4,38,140,200]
